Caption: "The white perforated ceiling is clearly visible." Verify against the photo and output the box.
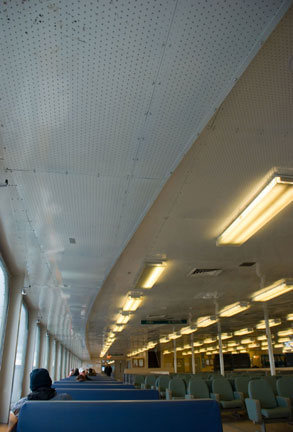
[0,0,291,359]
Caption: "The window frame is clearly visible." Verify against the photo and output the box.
[0,258,9,370]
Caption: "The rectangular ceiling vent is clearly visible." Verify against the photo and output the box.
[187,268,222,277]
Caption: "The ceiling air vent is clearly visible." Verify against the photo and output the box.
[187,268,222,277]
[239,262,256,267]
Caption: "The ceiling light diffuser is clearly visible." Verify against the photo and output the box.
[136,262,166,289]
[241,338,255,344]
[159,337,170,344]
[122,293,143,312]
[287,313,293,321]
[234,328,254,336]
[116,313,130,324]
[197,315,217,328]
[256,318,281,329]
[219,301,250,317]
[278,329,292,337]
[168,332,181,340]
[112,324,125,333]
[218,333,233,340]
[204,337,217,344]
[252,279,293,302]
[180,325,197,335]
[217,175,293,246]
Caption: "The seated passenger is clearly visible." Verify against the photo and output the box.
[73,367,79,376]
[76,367,89,381]
[68,368,75,377]
[87,368,96,376]
[8,368,71,431]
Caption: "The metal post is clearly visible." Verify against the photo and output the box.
[173,339,177,373]
[263,303,275,376]
[215,301,224,376]
[191,333,195,374]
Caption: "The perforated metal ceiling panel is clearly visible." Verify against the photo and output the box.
[0,0,290,359]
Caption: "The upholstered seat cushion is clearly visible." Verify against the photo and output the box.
[220,399,243,409]
[261,406,291,419]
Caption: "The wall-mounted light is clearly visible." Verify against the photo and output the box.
[122,292,143,312]
[252,279,293,302]
[219,301,250,317]
[256,318,281,329]
[197,315,217,328]
[136,261,166,289]
[217,175,293,246]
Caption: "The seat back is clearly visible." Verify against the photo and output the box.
[53,383,134,389]
[134,375,145,387]
[212,378,234,401]
[263,375,277,394]
[234,377,250,398]
[55,388,159,400]
[144,375,157,389]
[248,379,277,409]
[188,379,209,399]
[277,376,293,398]
[157,375,170,391]
[169,377,186,397]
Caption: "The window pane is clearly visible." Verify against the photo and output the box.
[0,261,8,369]
[11,303,28,405]
[51,340,56,379]
[32,324,40,369]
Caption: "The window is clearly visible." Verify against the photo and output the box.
[32,324,40,369]
[44,332,50,369]
[11,303,28,405]
[0,260,8,369]
[51,339,56,380]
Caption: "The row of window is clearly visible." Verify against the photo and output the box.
[0,261,80,405]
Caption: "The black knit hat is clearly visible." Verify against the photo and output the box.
[30,368,52,391]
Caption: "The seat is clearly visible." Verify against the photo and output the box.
[234,376,250,398]
[245,378,291,432]
[185,378,210,399]
[277,376,293,411]
[166,377,186,400]
[134,374,145,388]
[156,375,170,399]
[211,378,244,410]
[142,374,157,389]
[263,375,277,394]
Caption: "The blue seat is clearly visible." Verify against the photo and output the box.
[53,383,134,389]
[17,400,222,432]
[55,388,159,400]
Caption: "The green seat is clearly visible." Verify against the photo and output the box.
[166,377,186,400]
[277,376,293,399]
[245,379,291,431]
[263,375,277,394]
[142,374,157,389]
[234,376,250,398]
[134,374,145,388]
[211,378,243,410]
[156,375,170,398]
[186,378,210,399]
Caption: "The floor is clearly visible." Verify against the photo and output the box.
[222,419,293,432]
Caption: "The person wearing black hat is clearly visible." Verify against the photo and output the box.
[8,368,71,431]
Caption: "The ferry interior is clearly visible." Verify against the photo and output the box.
[0,0,293,431]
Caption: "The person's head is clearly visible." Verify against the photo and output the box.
[88,368,93,374]
[30,368,52,391]
[79,367,85,376]
[73,368,79,376]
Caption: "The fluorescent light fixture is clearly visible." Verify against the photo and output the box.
[116,313,130,324]
[256,318,281,329]
[248,343,260,348]
[159,337,170,344]
[239,349,247,353]
[206,346,214,351]
[180,325,197,335]
[122,293,143,312]
[234,328,254,336]
[176,347,184,351]
[278,329,292,337]
[136,262,166,289]
[252,279,293,302]
[236,345,245,350]
[212,350,219,354]
[168,332,181,340]
[184,344,191,349]
[204,337,217,344]
[163,350,171,355]
[217,175,293,246]
[219,301,250,317]
[218,333,233,340]
[197,315,217,328]
[232,351,238,354]
[193,341,203,347]
[256,335,267,341]
[206,351,213,355]
[227,341,237,347]
[112,324,125,333]
[287,313,293,321]
[274,343,284,348]
[278,337,291,343]
[241,338,255,344]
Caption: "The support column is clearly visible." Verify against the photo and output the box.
[22,309,38,395]
[0,275,23,424]
[39,325,47,368]
[263,303,275,376]
[191,333,195,374]
[215,302,224,376]
[173,339,177,373]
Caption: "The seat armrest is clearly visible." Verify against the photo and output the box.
[165,389,172,400]
[141,383,146,389]
[234,391,244,401]
[245,398,262,423]
[210,393,220,402]
[276,396,291,409]
[151,385,155,390]
[185,394,194,400]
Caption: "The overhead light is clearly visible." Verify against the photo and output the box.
[278,329,292,337]
[159,336,170,344]
[116,313,130,324]
[197,315,217,328]
[256,318,281,329]
[231,351,238,354]
[236,345,245,350]
[234,328,254,336]
[278,337,291,343]
[227,341,237,347]
[239,349,247,353]
[206,351,213,355]
[204,337,217,344]
[163,350,171,355]
[176,346,184,351]
[122,293,143,312]
[274,343,284,348]
[168,332,181,340]
[180,325,197,335]
[248,343,260,348]
[184,344,192,349]
[136,262,166,289]
[252,279,293,302]
[193,341,203,347]
[219,301,250,317]
[218,333,233,340]
[241,338,255,344]
[287,313,293,321]
[112,324,125,333]
[217,175,293,246]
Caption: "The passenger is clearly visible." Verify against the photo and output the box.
[73,367,79,376]
[87,368,96,376]
[76,367,89,381]
[68,368,75,377]
[104,364,112,377]
[8,368,71,431]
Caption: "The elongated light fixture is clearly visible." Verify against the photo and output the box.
[116,313,130,324]
[204,337,217,344]
[256,318,281,330]
[241,338,255,344]
[136,262,166,289]
[122,293,143,312]
[252,279,293,302]
[193,341,203,347]
[217,175,293,246]
[197,315,217,328]
[219,301,250,317]
[168,332,181,340]
[112,324,125,333]
[159,336,170,344]
[278,329,292,337]
[287,313,293,321]
[180,325,197,335]
[234,328,253,336]
[218,333,233,340]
